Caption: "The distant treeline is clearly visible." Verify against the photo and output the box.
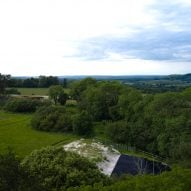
[126,74,191,93]
[168,73,191,81]
[8,76,68,88]
[132,81,190,93]
[4,73,191,92]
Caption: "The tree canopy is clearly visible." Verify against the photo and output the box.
[0,73,10,95]
[21,146,108,191]
[49,85,68,105]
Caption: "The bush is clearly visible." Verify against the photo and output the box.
[4,98,51,113]
[21,146,108,191]
[0,95,9,108]
[5,88,21,95]
[31,106,92,136]
[31,106,73,132]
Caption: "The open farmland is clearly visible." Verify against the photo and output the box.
[0,110,77,157]
[17,87,70,96]
[17,88,49,95]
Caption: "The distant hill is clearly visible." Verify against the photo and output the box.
[57,75,168,81]
[13,73,191,82]
[168,73,191,81]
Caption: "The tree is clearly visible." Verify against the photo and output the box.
[72,110,93,136]
[0,73,10,95]
[58,90,68,105]
[0,150,42,191]
[70,78,97,101]
[79,81,122,120]
[22,77,39,88]
[106,121,130,144]
[49,85,68,105]
[68,167,191,191]
[0,150,21,191]
[21,146,108,191]
[38,75,59,87]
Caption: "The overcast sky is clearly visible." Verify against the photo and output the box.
[0,0,191,76]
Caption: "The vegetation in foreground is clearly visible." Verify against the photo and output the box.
[0,148,109,191]
[0,149,191,191]
[69,167,191,191]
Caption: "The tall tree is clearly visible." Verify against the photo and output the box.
[70,77,97,101]
[0,73,10,94]
[49,85,68,105]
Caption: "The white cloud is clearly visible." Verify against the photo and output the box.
[0,0,190,75]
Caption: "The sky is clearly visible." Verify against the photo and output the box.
[0,0,191,76]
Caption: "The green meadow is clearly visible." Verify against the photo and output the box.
[17,88,49,95]
[0,110,77,158]
[17,87,70,96]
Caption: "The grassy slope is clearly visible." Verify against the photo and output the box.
[0,111,77,158]
[17,88,70,95]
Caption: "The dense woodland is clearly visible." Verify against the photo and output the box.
[0,73,191,191]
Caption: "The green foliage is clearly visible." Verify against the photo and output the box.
[38,75,59,87]
[72,111,93,136]
[118,87,143,120]
[0,96,9,108]
[0,150,21,191]
[5,88,21,95]
[58,90,68,105]
[181,87,191,101]
[0,148,191,191]
[31,106,73,132]
[70,78,97,101]
[31,106,93,136]
[0,150,43,191]
[103,87,191,166]
[144,91,191,162]
[105,121,130,144]
[0,73,10,95]
[9,75,59,88]
[49,85,68,105]
[71,167,191,191]
[4,98,50,113]
[80,81,122,120]
[21,146,108,191]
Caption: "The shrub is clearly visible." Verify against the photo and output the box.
[0,95,9,108]
[31,106,93,136]
[31,106,73,132]
[5,88,21,95]
[4,98,51,113]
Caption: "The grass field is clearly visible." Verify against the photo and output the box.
[17,88,49,95]
[0,111,77,158]
[17,88,70,96]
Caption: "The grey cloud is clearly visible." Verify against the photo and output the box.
[75,1,191,63]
